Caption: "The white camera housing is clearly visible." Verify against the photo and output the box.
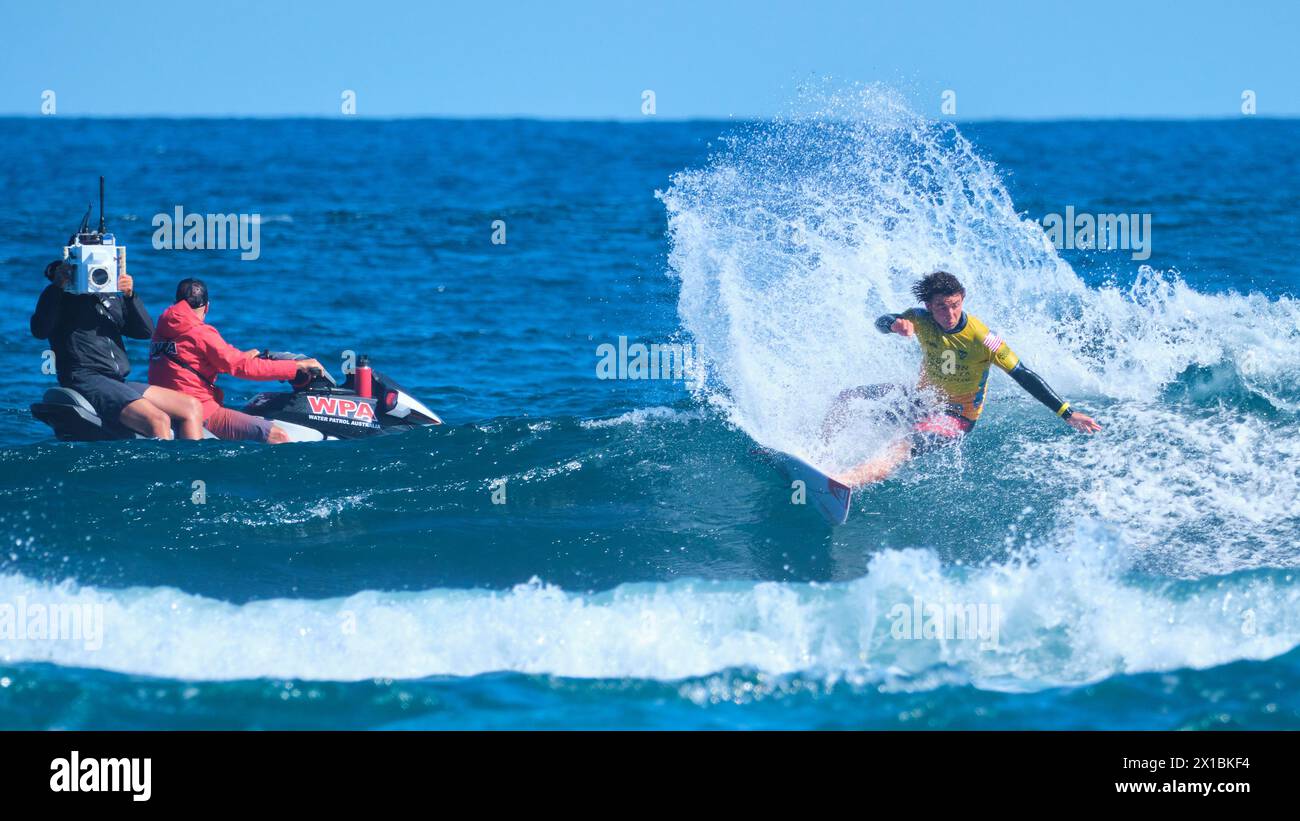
[64,234,121,294]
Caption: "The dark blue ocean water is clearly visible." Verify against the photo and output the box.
[1,102,1298,728]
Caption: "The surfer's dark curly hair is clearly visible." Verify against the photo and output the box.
[912,270,966,304]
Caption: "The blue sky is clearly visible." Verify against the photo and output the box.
[1,0,1296,119]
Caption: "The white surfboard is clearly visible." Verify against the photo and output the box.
[760,448,853,525]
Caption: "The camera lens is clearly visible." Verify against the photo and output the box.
[90,267,110,287]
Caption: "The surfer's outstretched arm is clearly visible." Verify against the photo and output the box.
[1005,362,1101,433]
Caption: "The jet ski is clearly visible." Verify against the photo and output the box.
[30,352,443,442]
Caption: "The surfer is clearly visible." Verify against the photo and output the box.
[829,271,1101,486]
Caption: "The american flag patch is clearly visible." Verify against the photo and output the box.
[983,333,1004,353]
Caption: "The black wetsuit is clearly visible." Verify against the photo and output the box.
[30,284,155,424]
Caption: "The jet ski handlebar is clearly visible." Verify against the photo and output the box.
[256,350,338,389]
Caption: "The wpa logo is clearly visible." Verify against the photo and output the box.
[306,395,376,423]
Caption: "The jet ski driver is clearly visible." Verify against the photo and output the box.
[148,278,325,443]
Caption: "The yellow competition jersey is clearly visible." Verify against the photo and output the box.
[900,308,1020,421]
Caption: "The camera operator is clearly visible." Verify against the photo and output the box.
[31,248,204,439]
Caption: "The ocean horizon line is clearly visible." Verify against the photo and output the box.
[1,113,1295,124]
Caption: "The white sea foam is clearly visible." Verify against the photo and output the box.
[2,525,1296,685]
[1012,402,1300,577]
[580,406,704,429]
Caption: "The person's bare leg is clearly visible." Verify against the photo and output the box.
[142,386,204,440]
[836,439,912,487]
[821,385,900,443]
[820,391,855,443]
[119,398,173,439]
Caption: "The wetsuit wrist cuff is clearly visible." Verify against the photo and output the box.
[1057,402,1071,418]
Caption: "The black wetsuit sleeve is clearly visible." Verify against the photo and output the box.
[875,313,903,334]
[30,284,65,339]
[1008,362,1071,417]
[122,293,154,339]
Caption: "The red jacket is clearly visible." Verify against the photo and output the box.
[148,301,299,419]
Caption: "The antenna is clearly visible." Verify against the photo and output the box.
[97,176,105,233]
[76,203,92,236]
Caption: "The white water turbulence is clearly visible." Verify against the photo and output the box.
[662,86,1075,467]
[3,542,1298,687]
[660,84,1300,577]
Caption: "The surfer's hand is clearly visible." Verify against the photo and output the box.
[891,318,915,337]
[296,358,324,375]
[1066,413,1101,433]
